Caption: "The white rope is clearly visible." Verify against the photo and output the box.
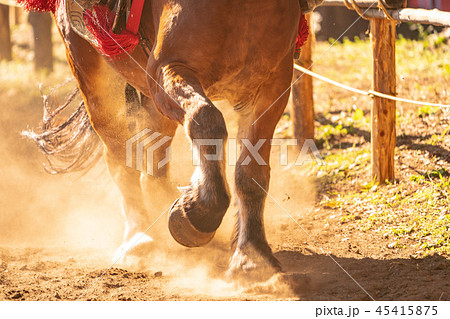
[293,63,450,108]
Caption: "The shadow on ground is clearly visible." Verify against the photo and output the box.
[277,251,450,301]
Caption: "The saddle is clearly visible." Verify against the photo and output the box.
[67,0,130,45]
[67,0,146,58]
[67,0,96,43]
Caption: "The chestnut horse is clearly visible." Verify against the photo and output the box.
[53,0,305,280]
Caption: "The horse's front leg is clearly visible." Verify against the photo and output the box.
[228,57,294,282]
[147,61,231,247]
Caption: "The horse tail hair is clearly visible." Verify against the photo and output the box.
[22,78,103,174]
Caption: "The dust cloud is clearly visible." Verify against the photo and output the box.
[0,77,317,299]
[0,82,123,252]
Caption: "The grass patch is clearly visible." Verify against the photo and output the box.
[353,176,450,256]
[312,33,450,259]
[317,147,370,179]
[316,108,369,149]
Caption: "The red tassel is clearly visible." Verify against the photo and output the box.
[16,0,60,13]
[295,13,309,54]
[83,6,140,59]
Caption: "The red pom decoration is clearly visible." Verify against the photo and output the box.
[295,13,309,54]
[83,5,140,59]
[16,0,60,14]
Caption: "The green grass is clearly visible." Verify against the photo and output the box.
[313,33,449,115]
[355,175,450,256]
[316,108,369,149]
[417,105,440,118]
[311,33,450,257]
[319,147,370,175]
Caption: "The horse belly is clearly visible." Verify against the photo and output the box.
[155,0,299,99]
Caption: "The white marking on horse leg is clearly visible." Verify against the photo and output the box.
[113,232,154,262]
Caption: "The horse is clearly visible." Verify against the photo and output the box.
[26,0,321,281]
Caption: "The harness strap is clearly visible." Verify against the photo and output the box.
[126,0,146,35]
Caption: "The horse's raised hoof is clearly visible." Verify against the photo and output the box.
[168,198,216,247]
[226,243,282,284]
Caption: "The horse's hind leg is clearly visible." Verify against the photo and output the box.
[228,56,294,281]
[113,93,178,259]
[146,62,231,247]
[58,24,177,259]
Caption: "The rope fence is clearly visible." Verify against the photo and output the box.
[293,63,450,108]
[293,1,450,183]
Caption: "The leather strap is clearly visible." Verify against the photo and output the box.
[126,0,145,34]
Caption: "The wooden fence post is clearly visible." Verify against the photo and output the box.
[292,13,314,149]
[28,11,53,73]
[14,7,21,25]
[370,18,396,183]
[0,4,12,61]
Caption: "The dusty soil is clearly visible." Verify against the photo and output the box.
[0,224,449,301]
[0,23,449,301]
[1,99,449,300]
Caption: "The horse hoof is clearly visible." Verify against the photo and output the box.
[168,198,215,247]
[226,245,282,283]
[112,232,154,263]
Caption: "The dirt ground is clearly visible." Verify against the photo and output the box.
[1,23,449,301]
[1,98,449,301]
[1,232,449,301]
[1,218,449,301]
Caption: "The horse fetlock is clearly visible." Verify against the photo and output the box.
[227,241,281,283]
[187,105,228,141]
[182,181,230,231]
[185,183,230,233]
